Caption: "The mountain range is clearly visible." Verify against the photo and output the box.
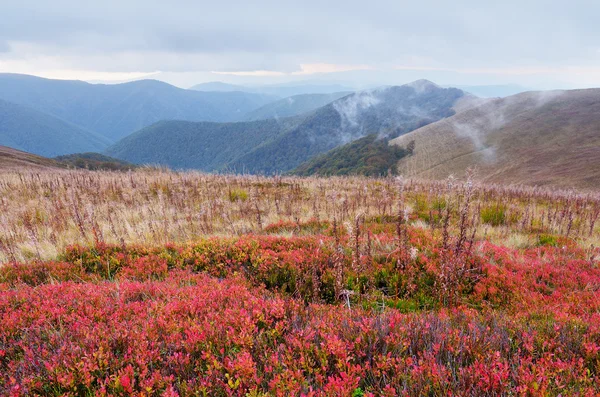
[0,99,110,157]
[2,73,600,190]
[0,73,278,142]
[242,92,352,121]
[190,81,355,97]
[106,80,467,173]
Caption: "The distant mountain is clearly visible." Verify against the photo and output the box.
[291,134,410,177]
[0,74,278,142]
[0,99,110,157]
[54,152,137,171]
[390,88,600,190]
[229,80,466,174]
[107,80,467,173]
[189,82,248,92]
[243,92,352,121]
[105,117,303,171]
[191,81,355,98]
[0,145,65,171]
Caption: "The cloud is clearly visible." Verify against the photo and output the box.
[212,63,374,77]
[2,0,600,87]
[333,90,381,129]
[451,90,565,162]
[0,41,9,53]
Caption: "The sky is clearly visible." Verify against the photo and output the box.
[1,0,600,89]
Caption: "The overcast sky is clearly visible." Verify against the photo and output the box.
[1,0,600,89]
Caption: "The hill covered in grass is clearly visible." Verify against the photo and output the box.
[0,74,278,142]
[108,80,466,173]
[390,88,600,190]
[292,134,411,176]
[0,145,66,170]
[0,99,110,157]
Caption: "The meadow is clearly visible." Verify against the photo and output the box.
[1,169,599,396]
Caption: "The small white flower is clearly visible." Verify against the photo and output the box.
[410,247,419,260]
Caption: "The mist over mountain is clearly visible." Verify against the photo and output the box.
[0,99,110,157]
[390,87,600,190]
[228,80,465,173]
[0,74,277,142]
[242,92,352,121]
[106,80,466,173]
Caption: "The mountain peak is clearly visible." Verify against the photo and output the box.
[404,79,441,92]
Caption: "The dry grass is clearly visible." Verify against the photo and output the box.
[0,169,599,264]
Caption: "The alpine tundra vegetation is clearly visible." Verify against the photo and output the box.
[0,170,599,395]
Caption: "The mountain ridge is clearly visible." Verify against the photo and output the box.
[0,73,278,142]
[107,81,467,173]
[0,99,110,157]
[390,88,600,190]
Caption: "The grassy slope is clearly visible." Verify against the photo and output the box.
[390,88,600,190]
[0,145,65,170]
[0,74,278,141]
[0,99,110,157]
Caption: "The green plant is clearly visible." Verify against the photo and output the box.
[228,188,248,202]
[538,234,558,247]
[352,388,365,397]
[481,205,506,226]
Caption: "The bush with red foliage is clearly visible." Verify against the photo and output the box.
[1,229,600,395]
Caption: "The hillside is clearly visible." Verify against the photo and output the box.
[242,92,352,121]
[107,80,466,173]
[390,88,600,190]
[229,81,466,173]
[0,74,278,141]
[291,134,411,176]
[0,99,110,157]
[0,145,65,170]
[54,152,137,171]
[105,117,303,171]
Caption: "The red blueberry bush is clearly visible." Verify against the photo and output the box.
[1,172,600,395]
